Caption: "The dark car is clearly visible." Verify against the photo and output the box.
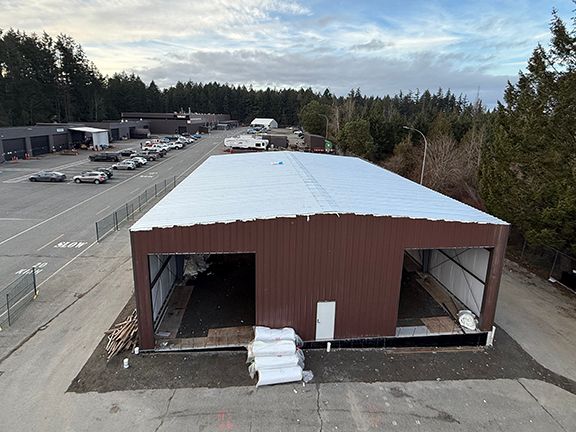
[29,171,66,182]
[133,151,158,161]
[120,149,136,157]
[88,152,120,162]
[144,148,165,158]
[84,167,113,178]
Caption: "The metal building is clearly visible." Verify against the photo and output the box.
[121,112,231,135]
[130,152,509,351]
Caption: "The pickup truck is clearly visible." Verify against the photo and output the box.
[88,152,120,162]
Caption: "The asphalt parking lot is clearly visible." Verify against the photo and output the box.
[0,131,238,296]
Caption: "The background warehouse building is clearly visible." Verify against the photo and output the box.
[121,112,232,135]
[130,152,509,351]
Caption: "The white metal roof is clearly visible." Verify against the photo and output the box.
[250,118,277,126]
[131,152,508,231]
[68,127,108,133]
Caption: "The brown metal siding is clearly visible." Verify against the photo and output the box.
[131,214,509,349]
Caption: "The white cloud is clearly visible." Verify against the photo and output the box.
[0,0,567,105]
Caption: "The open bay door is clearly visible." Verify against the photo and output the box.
[316,301,336,340]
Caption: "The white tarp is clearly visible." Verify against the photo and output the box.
[429,248,489,316]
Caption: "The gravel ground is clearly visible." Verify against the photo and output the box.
[68,298,576,395]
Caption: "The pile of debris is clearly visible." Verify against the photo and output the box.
[105,309,138,360]
[247,326,312,387]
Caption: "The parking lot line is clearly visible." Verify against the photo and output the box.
[95,206,111,215]
[36,234,64,252]
[0,156,173,247]
[2,159,89,183]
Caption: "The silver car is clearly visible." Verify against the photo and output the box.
[73,171,108,184]
[111,160,137,170]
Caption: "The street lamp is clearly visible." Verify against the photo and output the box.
[317,113,329,139]
[403,125,428,185]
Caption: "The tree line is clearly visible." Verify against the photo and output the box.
[1,10,574,255]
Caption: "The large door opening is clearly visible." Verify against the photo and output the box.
[396,248,489,338]
[151,253,256,351]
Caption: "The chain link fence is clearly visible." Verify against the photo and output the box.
[96,176,178,241]
[0,269,38,329]
[507,228,576,290]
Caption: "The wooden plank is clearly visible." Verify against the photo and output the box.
[155,284,193,338]
[416,274,465,319]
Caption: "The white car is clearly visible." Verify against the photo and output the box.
[111,160,137,170]
[129,156,147,165]
[73,171,107,184]
[168,142,184,149]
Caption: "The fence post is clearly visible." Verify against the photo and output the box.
[138,195,141,212]
[96,222,100,242]
[155,184,157,197]
[164,179,167,193]
[126,203,129,221]
[6,293,10,327]
[173,176,176,188]
[32,267,38,297]
[548,250,559,282]
[114,211,119,231]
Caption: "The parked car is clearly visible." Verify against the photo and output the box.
[88,152,120,162]
[131,151,158,161]
[111,160,137,170]
[168,141,184,150]
[94,167,113,178]
[73,172,107,184]
[29,171,66,182]
[191,134,202,139]
[142,147,165,157]
[83,168,113,179]
[120,149,136,157]
[128,156,147,166]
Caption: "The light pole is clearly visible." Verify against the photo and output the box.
[403,125,428,185]
[317,113,329,138]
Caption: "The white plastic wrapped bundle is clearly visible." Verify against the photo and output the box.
[248,351,305,378]
[247,340,296,363]
[256,366,303,387]
[254,326,296,342]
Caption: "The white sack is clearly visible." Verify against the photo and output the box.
[254,326,296,342]
[256,366,303,387]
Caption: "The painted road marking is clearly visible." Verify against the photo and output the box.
[37,241,98,289]
[15,262,48,275]
[0,153,177,247]
[36,234,64,251]
[0,218,42,221]
[54,241,88,249]
[3,159,88,183]
[95,205,111,215]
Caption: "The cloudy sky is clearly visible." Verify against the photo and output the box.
[1,0,573,105]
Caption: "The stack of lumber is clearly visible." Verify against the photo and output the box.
[105,309,138,360]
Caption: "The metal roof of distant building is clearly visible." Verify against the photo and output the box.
[68,127,109,133]
[130,151,508,231]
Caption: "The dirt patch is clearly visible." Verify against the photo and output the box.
[177,253,255,337]
[68,297,576,394]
